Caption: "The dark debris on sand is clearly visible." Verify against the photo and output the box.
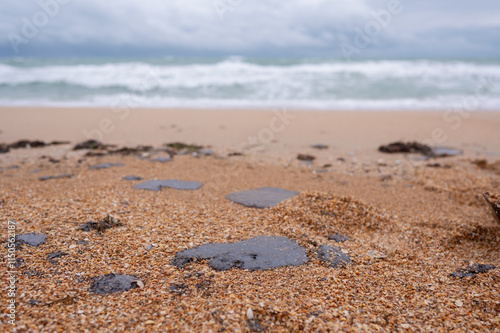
[378,141,462,158]
[0,140,69,154]
[473,159,500,175]
[78,215,122,232]
[0,143,10,153]
[165,142,203,152]
[311,144,329,150]
[47,251,69,264]
[73,140,109,150]
[483,192,500,224]
[89,273,141,294]
[328,234,351,242]
[172,236,309,271]
[17,233,47,247]
[379,141,433,155]
[108,145,154,155]
[450,264,496,279]
[164,142,214,157]
[39,174,73,181]
[297,154,316,161]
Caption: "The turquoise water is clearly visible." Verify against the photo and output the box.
[0,57,499,110]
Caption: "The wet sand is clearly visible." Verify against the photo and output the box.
[1,107,499,332]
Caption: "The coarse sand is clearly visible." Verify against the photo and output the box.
[0,148,499,332]
[0,108,500,332]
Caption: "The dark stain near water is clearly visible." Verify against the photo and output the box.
[0,140,69,154]
[88,163,124,170]
[378,141,462,158]
[225,187,298,208]
[133,179,203,191]
[317,245,352,268]
[172,236,309,271]
[89,273,140,294]
[17,233,47,247]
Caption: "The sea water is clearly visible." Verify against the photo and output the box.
[0,57,499,110]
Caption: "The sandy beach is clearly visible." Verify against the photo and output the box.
[1,107,500,332]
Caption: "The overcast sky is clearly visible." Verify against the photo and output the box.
[0,0,499,58]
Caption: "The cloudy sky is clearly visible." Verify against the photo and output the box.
[0,0,499,58]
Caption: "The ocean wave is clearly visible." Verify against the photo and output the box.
[1,94,500,111]
[0,58,499,109]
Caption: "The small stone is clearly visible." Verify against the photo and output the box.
[39,174,73,181]
[328,234,350,243]
[455,300,463,307]
[69,244,77,249]
[122,175,143,181]
[194,148,215,157]
[15,258,24,267]
[317,245,352,268]
[151,156,172,163]
[246,308,254,320]
[401,324,410,329]
[377,159,387,166]
[133,280,145,289]
[89,163,124,170]
[431,147,462,157]
[367,250,387,259]
[145,320,155,325]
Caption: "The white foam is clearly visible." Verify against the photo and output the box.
[0,59,499,110]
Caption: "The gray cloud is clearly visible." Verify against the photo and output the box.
[0,0,499,58]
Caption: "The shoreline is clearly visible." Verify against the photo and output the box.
[2,106,500,146]
[1,107,500,168]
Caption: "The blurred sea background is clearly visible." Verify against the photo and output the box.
[1,57,499,110]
